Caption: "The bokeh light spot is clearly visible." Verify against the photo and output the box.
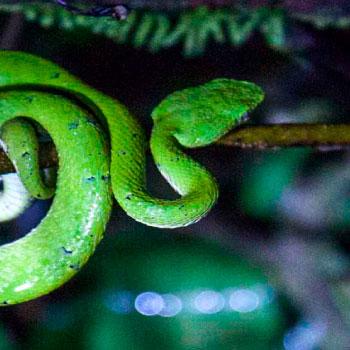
[229,289,260,313]
[134,291,165,316]
[193,290,225,314]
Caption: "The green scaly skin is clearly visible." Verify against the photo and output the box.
[0,51,264,305]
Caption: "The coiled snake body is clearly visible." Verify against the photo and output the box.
[0,51,263,305]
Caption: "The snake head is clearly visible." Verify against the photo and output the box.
[151,78,264,147]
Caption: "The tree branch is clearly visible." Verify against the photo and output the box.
[1,123,350,175]
[217,123,350,149]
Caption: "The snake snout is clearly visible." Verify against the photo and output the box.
[152,78,264,148]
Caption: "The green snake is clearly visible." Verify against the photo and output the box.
[0,51,263,305]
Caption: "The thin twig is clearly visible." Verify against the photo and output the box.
[217,123,350,150]
[1,123,350,174]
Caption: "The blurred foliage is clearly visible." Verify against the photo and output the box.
[241,146,350,231]
[0,324,13,350]
[0,231,289,349]
[0,4,287,56]
[239,97,350,231]
[334,282,350,330]
[1,2,350,56]
[240,148,309,219]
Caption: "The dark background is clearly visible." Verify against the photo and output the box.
[1,5,350,349]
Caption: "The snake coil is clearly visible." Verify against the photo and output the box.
[0,51,263,305]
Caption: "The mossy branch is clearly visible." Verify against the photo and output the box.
[1,123,350,175]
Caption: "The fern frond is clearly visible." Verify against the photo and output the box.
[162,6,226,56]
[223,7,262,46]
[0,3,289,56]
[260,8,286,48]
[293,13,350,29]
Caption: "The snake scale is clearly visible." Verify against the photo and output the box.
[0,51,263,305]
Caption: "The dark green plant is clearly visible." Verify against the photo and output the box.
[0,4,287,56]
